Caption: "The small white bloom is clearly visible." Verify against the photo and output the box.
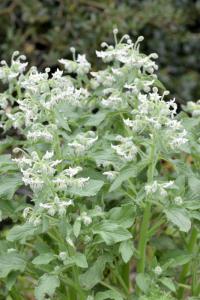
[64,166,82,178]
[154,266,162,276]
[81,212,92,226]
[174,196,183,206]
[23,207,32,219]
[59,252,67,261]
[145,181,158,194]
[103,171,118,181]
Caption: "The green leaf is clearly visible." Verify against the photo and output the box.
[7,223,38,242]
[0,173,22,199]
[165,208,191,232]
[109,164,137,192]
[95,289,123,300]
[35,274,60,300]
[159,277,176,292]
[0,154,18,174]
[6,272,18,291]
[108,204,135,228]
[85,111,107,126]
[171,254,193,267]
[154,79,166,90]
[136,273,150,293]
[54,107,71,132]
[119,240,134,263]
[188,177,200,200]
[93,221,132,245]
[73,219,81,238]
[0,252,26,278]
[79,255,111,289]
[32,253,55,265]
[189,211,200,221]
[68,179,104,196]
[72,252,88,268]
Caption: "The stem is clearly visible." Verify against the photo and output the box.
[121,262,130,291]
[67,246,85,300]
[137,201,152,274]
[100,281,126,298]
[177,226,198,299]
[137,139,157,280]
[113,268,130,295]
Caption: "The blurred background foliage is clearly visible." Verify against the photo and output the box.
[0,0,200,103]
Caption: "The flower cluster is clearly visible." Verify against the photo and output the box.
[145,180,174,197]
[111,135,137,161]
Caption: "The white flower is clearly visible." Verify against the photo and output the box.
[43,151,54,160]
[39,203,52,209]
[33,217,41,227]
[76,54,91,75]
[101,94,124,109]
[103,171,118,181]
[68,131,98,155]
[59,54,91,75]
[27,130,53,141]
[174,196,183,206]
[145,181,158,194]
[145,181,173,196]
[64,166,82,178]
[13,156,32,168]
[170,129,188,149]
[111,137,137,161]
[81,212,92,226]
[59,252,67,261]
[74,177,90,188]
[162,181,174,189]
[154,266,162,276]
[23,207,32,219]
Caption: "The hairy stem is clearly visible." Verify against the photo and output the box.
[137,139,157,282]
[177,226,198,299]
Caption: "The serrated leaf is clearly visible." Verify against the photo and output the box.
[68,179,104,196]
[119,240,134,263]
[159,277,176,292]
[95,289,123,300]
[35,274,60,300]
[165,208,191,232]
[0,252,26,278]
[32,253,55,265]
[79,255,111,289]
[93,221,132,245]
[136,273,150,293]
[7,223,38,242]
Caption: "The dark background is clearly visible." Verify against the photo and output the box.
[0,0,200,104]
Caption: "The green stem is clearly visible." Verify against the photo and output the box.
[67,246,85,300]
[121,262,130,291]
[177,226,198,299]
[136,139,157,285]
[137,201,152,274]
[113,268,130,295]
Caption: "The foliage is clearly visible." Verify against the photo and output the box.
[0,29,200,300]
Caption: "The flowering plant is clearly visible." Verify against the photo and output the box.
[0,30,199,300]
